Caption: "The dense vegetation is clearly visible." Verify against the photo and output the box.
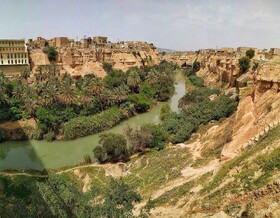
[0,175,148,217]
[162,63,239,144]
[0,61,178,142]
[92,61,238,163]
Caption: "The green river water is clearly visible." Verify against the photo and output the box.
[0,73,186,170]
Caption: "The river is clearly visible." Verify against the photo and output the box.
[0,73,186,170]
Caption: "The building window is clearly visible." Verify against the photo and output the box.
[8,60,10,64]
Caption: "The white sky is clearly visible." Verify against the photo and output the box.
[1,0,280,50]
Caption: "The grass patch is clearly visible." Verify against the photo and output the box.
[124,147,192,199]
[203,125,280,192]
[151,172,212,207]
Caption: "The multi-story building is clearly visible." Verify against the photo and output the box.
[0,39,29,75]
[49,37,71,48]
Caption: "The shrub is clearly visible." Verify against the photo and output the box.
[45,131,55,142]
[64,107,123,140]
[139,83,155,99]
[93,133,129,163]
[193,60,201,72]
[160,104,171,121]
[146,124,166,150]
[47,47,58,62]
[102,62,113,73]
[163,87,238,144]
[246,49,255,59]
[239,57,250,74]
[252,62,259,71]
[128,94,151,113]
[0,129,6,143]
[189,75,204,87]
[82,155,92,164]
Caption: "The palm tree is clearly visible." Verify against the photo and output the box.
[35,66,44,83]
[113,84,129,104]
[100,89,115,108]
[20,66,31,84]
[59,75,76,105]
[145,69,158,85]
[0,72,8,105]
[22,86,38,117]
[80,88,93,105]
[127,69,141,92]
[91,78,104,96]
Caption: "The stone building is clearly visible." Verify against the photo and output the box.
[92,36,107,48]
[27,37,47,49]
[49,37,71,48]
[0,39,29,75]
[270,48,280,56]
[237,47,257,56]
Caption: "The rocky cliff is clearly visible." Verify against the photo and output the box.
[29,43,159,77]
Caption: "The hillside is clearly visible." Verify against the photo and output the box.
[1,50,280,217]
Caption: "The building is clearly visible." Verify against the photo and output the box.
[49,37,71,48]
[0,39,29,75]
[27,37,47,49]
[270,48,280,56]
[92,36,107,48]
[80,37,92,48]
[237,47,257,56]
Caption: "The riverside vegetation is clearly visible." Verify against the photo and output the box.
[0,60,177,142]
[0,60,240,217]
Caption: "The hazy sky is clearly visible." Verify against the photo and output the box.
[1,0,280,50]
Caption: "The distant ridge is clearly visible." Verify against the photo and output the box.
[157,47,178,53]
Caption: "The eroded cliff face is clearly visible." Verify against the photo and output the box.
[29,44,159,77]
[221,62,280,158]
[162,51,280,159]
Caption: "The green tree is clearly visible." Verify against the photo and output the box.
[93,133,129,163]
[127,69,141,92]
[102,62,113,73]
[239,56,250,74]
[160,104,171,121]
[102,178,141,217]
[246,49,255,59]
[193,60,201,72]
[47,46,58,62]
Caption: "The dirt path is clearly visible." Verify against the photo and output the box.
[0,172,48,178]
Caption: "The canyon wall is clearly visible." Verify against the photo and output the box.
[29,43,159,77]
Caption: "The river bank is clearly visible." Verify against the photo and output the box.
[0,73,186,170]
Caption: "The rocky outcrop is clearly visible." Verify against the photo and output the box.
[29,43,159,77]
[222,62,280,158]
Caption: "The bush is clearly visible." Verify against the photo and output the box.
[45,131,55,142]
[82,154,92,164]
[189,75,204,87]
[239,57,250,74]
[128,94,151,113]
[252,62,259,71]
[246,49,255,59]
[160,104,171,121]
[93,133,129,163]
[64,107,123,140]
[193,60,201,72]
[163,87,238,143]
[102,62,113,73]
[0,129,6,143]
[47,47,58,62]
[139,83,155,99]
[146,124,166,150]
